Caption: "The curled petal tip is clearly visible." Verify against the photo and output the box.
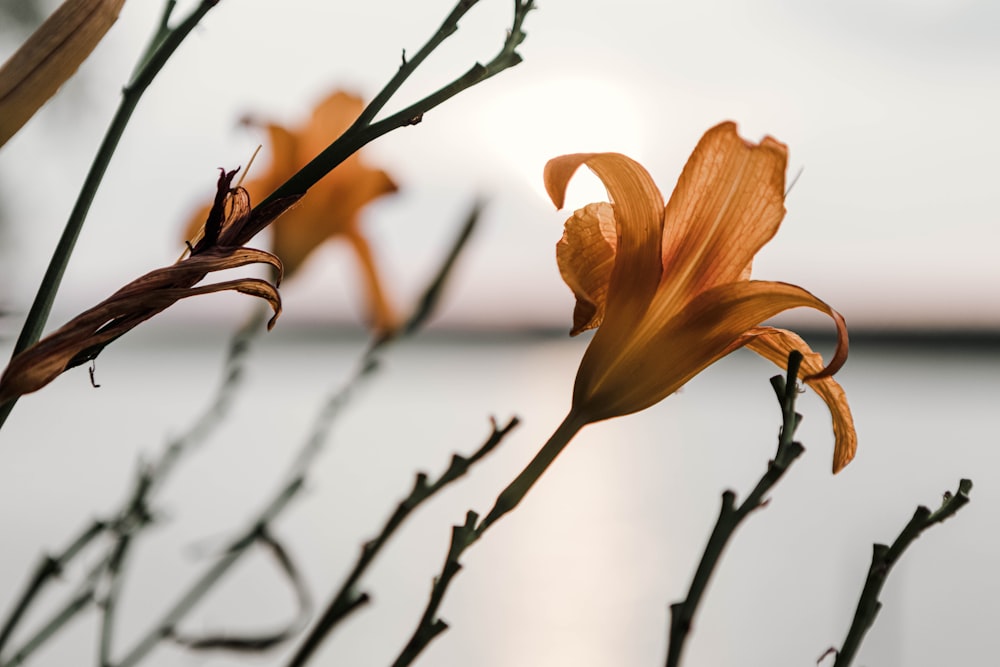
[544,154,592,210]
[831,427,857,474]
[273,261,285,287]
[803,308,848,381]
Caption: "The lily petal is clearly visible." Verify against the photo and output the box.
[267,162,396,277]
[740,326,857,473]
[576,279,846,422]
[671,279,848,378]
[650,122,787,317]
[301,90,365,161]
[556,202,617,335]
[342,229,396,332]
[227,91,398,290]
[545,153,665,390]
[258,123,300,193]
[544,153,664,319]
[548,128,853,473]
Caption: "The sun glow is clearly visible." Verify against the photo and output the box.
[478,76,648,204]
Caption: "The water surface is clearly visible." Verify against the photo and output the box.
[1,331,996,666]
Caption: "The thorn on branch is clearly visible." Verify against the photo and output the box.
[818,646,837,664]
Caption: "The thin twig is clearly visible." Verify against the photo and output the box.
[0,306,264,666]
[288,199,484,480]
[285,416,519,667]
[113,477,305,667]
[111,201,487,665]
[393,512,479,667]
[2,0,520,651]
[664,351,806,667]
[829,478,973,667]
[98,465,156,667]
[261,0,534,205]
[1,553,109,667]
[0,520,106,655]
[148,304,268,493]
[402,199,483,338]
[0,0,223,429]
[0,592,92,667]
[390,412,588,662]
[168,529,314,653]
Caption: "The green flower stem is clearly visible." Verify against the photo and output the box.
[831,478,973,667]
[0,0,221,430]
[665,351,806,667]
[477,409,587,533]
[284,417,519,667]
[393,410,587,666]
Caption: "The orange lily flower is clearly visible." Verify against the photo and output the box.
[478,122,856,534]
[546,121,855,473]
[185,90,398,331]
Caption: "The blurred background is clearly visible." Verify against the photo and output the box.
[0,1,998,666]
[2,0,998,332]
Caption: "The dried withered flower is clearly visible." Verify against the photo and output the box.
[0,169,300,404]
[184,90,399,332]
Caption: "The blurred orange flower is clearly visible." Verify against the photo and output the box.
[545,122,856,472]
[185,90,398,331]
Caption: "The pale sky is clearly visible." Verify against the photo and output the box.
[1,0,998,335]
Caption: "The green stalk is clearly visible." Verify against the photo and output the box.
[477,409,588,533]
[394,409,588,665]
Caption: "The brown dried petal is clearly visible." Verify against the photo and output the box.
[0,247,282,404]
